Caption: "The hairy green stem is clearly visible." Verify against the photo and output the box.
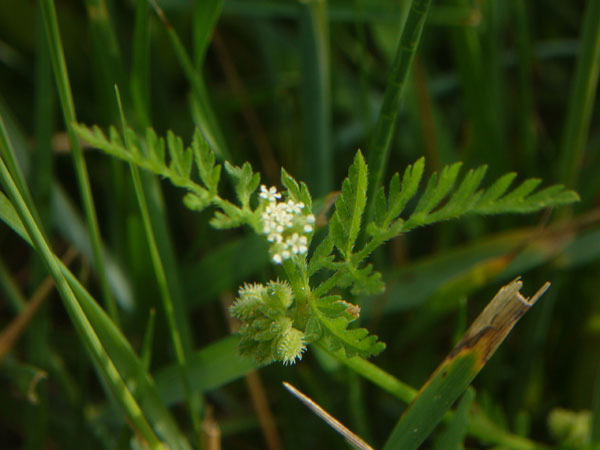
[40,0,119,323]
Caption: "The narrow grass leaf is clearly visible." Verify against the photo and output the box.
[434,388,475,450]
[364,0,433,227]
[592,365,600,443]
[382,279,549,450]
[154,335,259,405]
[0,189,190,450]
[0,154,165,448]
[558,0,600,187]
[299,0,332,196]
[40,0,119,322]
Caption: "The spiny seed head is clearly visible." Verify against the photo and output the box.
[231,280,304,365]
[266,280,294,309]
[275,328,306,366]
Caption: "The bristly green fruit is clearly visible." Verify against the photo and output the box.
[231,281,306,366]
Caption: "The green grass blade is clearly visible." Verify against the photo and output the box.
[382,279,548,450]
[0,187,191,450]
[512,0,537,172]
[154,336,259,405]
[434,388,474,450]
[592,365,600,443]
[40,0,119,323]
[299,0,332,197]
[558,0,600,187]
[184,235,269,307]
[131,0,151,127]
[32,5,55,235]
[324,341,545,449]
[364,0,433,227]
[83,0,124,123]
[141,308,156,372]
[129,4,196,352]
[150,2,230,160]
[115,87,203,445]
[192,0,224,66]
[0,257,26,312]
[0,136,163,450]
[0,115,40,231]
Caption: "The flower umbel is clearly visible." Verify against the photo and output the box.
[258,185,315,264]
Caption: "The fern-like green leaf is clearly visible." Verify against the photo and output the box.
[310,296,385,358]
[339,264,385,296]
[281,168,313,211]
[384,157,425,227]
[406,162,462,228]
[191,129,221,193]
[329,151,368,259]
[224,161,260,208]
[307,235,334,277]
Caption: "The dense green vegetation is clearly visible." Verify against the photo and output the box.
[0,0,599,449]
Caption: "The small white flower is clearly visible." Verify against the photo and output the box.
[286,200,304,214]
[267,233,282,243]
[303,224,313,233]
[306,214,315,224]
[272,254,283,264]
[259,185,281,202]
[281,250,291,260]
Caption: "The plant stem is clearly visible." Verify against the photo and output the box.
[364,0,432,227]
[327,348,547,449]
[40,0,119,324]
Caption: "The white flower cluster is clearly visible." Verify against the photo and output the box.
[259,185,315,264]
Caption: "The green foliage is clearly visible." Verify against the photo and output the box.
[329,151,368,259]
[77,123,579,367]
[1,1,598,448]
[308,295,386,358]
[75,124,261,232]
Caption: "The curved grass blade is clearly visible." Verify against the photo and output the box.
[40,0,119,323]
[115,87,203,445]
[0,152,164,449]
[0,189,190,449]
[382,279,549,450]
[558,0,600,187]
[434,388,474,450]
[154,335,259,405]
